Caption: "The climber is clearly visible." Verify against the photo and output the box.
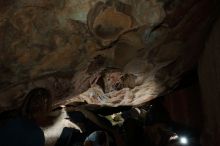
[0,87,52,146]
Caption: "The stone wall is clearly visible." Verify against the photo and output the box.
[0,0,219,115]
[199,14,220,146]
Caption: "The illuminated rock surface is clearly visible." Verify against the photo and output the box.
[0,0,219,112]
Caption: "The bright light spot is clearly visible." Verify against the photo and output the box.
[179,136,188,145]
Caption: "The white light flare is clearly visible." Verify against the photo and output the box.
[179,136,188,145]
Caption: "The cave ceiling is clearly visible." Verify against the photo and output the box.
[0,0,218,112]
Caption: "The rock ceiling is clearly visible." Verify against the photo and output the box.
[0,0,218,112]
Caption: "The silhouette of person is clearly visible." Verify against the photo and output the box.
[84,131,109,146]
[0,88,52,146]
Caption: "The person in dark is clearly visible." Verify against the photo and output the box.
[84,131,109,146]
[143,97,180,146]
[54,110,102,146]
[55,127,84,146]
[122,118,146,146]
[0,87,52,146]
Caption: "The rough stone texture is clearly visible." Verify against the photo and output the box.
[0,0,219,112]
[199,14,220,146]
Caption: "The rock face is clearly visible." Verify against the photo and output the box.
[199,15,220,146]
[0,0,219,112]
